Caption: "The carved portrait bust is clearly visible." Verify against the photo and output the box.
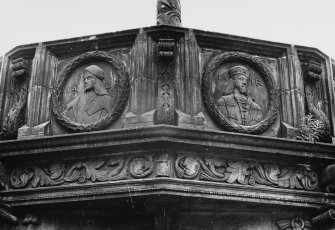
[202,52,278,134]
[64,65,112,124]
[217,65,262,126]
[52,51,129,132]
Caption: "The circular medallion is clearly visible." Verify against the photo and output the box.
[202,52,278,134]
[129,156,154,178]
[52,51,129,132]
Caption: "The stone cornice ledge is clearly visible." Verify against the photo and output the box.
[0,125,334,162]
[1,178,333,208]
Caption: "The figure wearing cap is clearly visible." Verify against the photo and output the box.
[217,65,262,126]
[65,65,112,124]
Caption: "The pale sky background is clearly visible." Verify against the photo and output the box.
[0,0,334,59]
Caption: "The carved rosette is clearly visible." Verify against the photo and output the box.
[1,58,29,139]
[175,156,318,191]
[202,52,279,134]
[129,156,154,178]
[277,217,312,230]
[52,51,129,132]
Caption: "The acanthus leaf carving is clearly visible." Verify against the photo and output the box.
[9,156,155,189]
[9,155,318,192]
[175,156,318,191]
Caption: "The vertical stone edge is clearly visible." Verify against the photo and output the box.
[279,46,304,138]
[326,57,335,142]
[0,56,10,132]
[175,29,205,129]
[125,29,157,128]
[18,43,57,139]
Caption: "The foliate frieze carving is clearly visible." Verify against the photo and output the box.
[202,52,278,134]
[175,156,318,191]
[157,0,181,27]
[277,217,312,230]
[10,156,154,189]
[52,51,129,132]
[9,154,318,192]
[1,58,30,139]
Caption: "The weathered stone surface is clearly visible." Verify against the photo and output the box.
[0,3,334,229]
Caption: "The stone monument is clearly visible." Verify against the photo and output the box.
[0,1,335,229]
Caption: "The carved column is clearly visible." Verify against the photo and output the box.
[18,43,57,138]
[279,46,305,138]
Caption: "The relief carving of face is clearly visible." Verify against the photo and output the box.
[234,74,248,94]
[83,72,96,92]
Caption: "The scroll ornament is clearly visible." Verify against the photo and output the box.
[10,156,153,189]
[175,156,318,191]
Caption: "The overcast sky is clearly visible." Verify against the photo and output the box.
[0,0,334,60]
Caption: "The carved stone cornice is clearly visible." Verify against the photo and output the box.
[0,126,334,163]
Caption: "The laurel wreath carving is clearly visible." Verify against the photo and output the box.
[52,51,129,132]
[202,52,279,134]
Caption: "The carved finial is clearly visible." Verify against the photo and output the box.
[157,0,181,27]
